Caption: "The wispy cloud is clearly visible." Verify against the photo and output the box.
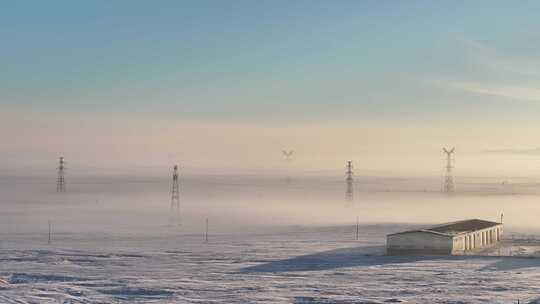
[482,148,540,155]
[456,35,540,77]
[428,36,540,102]
[445,81,540,102]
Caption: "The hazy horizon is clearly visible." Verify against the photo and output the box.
[4,1,540,178]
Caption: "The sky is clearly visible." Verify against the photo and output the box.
[3,1,540,175]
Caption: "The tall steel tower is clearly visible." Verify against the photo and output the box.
[443,147,455,193]
[282,150,294,161]
[346,161,354,201]
[170,165,180,222]
[57,156,66,192]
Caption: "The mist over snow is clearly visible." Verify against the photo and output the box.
[2,172,540,303]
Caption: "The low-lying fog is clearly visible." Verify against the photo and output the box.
[2,172,540,243]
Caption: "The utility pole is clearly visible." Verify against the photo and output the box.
[356,216,359,241]
[346,161,354,201]
[57,156,66,192]
[205,218,209,243]
[48,220,52,245]
[443,148,455,193]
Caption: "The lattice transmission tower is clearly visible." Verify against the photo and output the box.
[170,165,180,223]
[57,156,66,192]
[282,150,294,161]
[346,161,354,201]
[443,147,455,193]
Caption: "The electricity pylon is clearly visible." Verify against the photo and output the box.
[443,147,455,193]
[346,161,354,201]
[57,156,66,192]
[170,165,181,225]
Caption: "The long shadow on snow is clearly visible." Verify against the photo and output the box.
[240,246,540,273]
[478,257,540,271]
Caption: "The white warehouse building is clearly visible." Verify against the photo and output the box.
[387,219,503,255]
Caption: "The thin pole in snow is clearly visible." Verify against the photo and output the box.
[205,218,208,243]
[355,216,359,241]
[48,220,51,245]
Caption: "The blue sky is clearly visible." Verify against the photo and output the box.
[3,1,540,121]
[4,1,540,172]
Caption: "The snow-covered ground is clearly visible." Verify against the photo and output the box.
[2,174,540,303]
[2,226,540,303]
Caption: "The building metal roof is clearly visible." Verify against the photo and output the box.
[387,219,502,237]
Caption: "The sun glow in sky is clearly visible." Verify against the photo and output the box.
[4,1,540,175]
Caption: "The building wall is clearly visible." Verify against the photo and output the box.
[452,235,465,252]
[451,224,503,254]
[387,224,504,255]
[387,232,453,255]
